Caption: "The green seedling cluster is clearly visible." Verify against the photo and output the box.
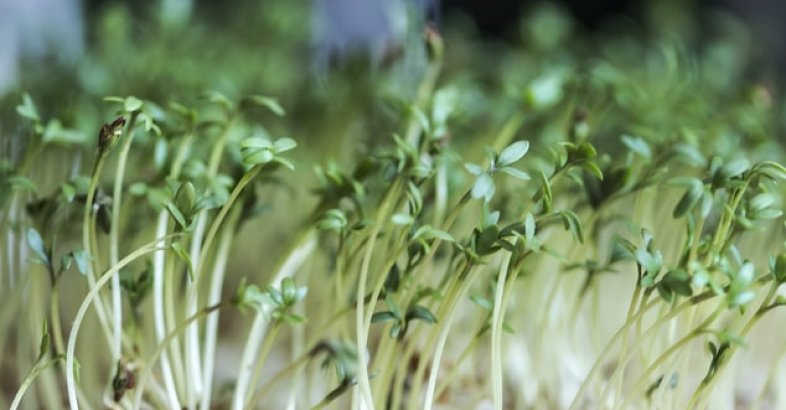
[2,2,786,409]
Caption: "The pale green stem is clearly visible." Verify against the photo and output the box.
[10,356,64,410]
[355,180,403,409]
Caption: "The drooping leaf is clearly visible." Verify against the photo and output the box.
[406,305,437,324]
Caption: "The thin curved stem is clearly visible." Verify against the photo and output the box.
[66,235,177,409]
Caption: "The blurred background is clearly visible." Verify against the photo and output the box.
[1,0,783,156]
[0,0,784,96]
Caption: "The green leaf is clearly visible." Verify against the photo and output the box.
[385,293,402,319]
[242,149,274,166]
[672,179,703,218]
[266,286,283,306]
[525,73,563,109]
[497,141,530,166]
[635,249,662,275]
[273,137,297,153]
[154,139,168,171]
[749,194,774,211]
[497,166,531,181]
[272,157,296,170]
[384,265,401,293]
[173,181,196,216]
[371,311,397,324]
[26,228,49,266]
[390,324,402,339]
[575,142,597,161]
[72,250,89,275]
[753,208,783,220]
[755,161,786,180]
[537,170,552,212]
[241,137,273,149]
[721,158,749,179]
[524,213,536,243]
[283,313,306,324]
[673,143,706,167]
[281,277,296,305]
[774,253,786,282]
[730,291,756,308]
[16,93,41,122]
[123,96,143,112]
[391,213,414,225]
[692,269,710,288]
[475,224,501,255]
[170,242,194,281]
[60,253,73,272]
[464,163,484,176]
[471,173,495,202]
[661,269,693,297]
[42,119,86,145]
[609,237,635,264]
[557,210,584,243]
[406,305,437,324]
[201,90,233,111]
[38,319,50,359]
[318,209,347,231]
[470,295,493,310]
[129,182,147,196]
[243,95,286,116]
[483,207,500,228]
[621,135,651,159]
[165,203,188,229]
[431,229,454,242]
[61,183,77,202]
[583,162,604,180]
[409,105,431,134]
[8,176,37,193]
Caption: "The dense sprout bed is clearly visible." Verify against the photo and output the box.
[2,2,786,409]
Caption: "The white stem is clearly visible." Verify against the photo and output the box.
[152,212,181,409]
[231,231,317,410]
[199,216,235,410]
[185,212,209,409]
[110,128,135,362]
